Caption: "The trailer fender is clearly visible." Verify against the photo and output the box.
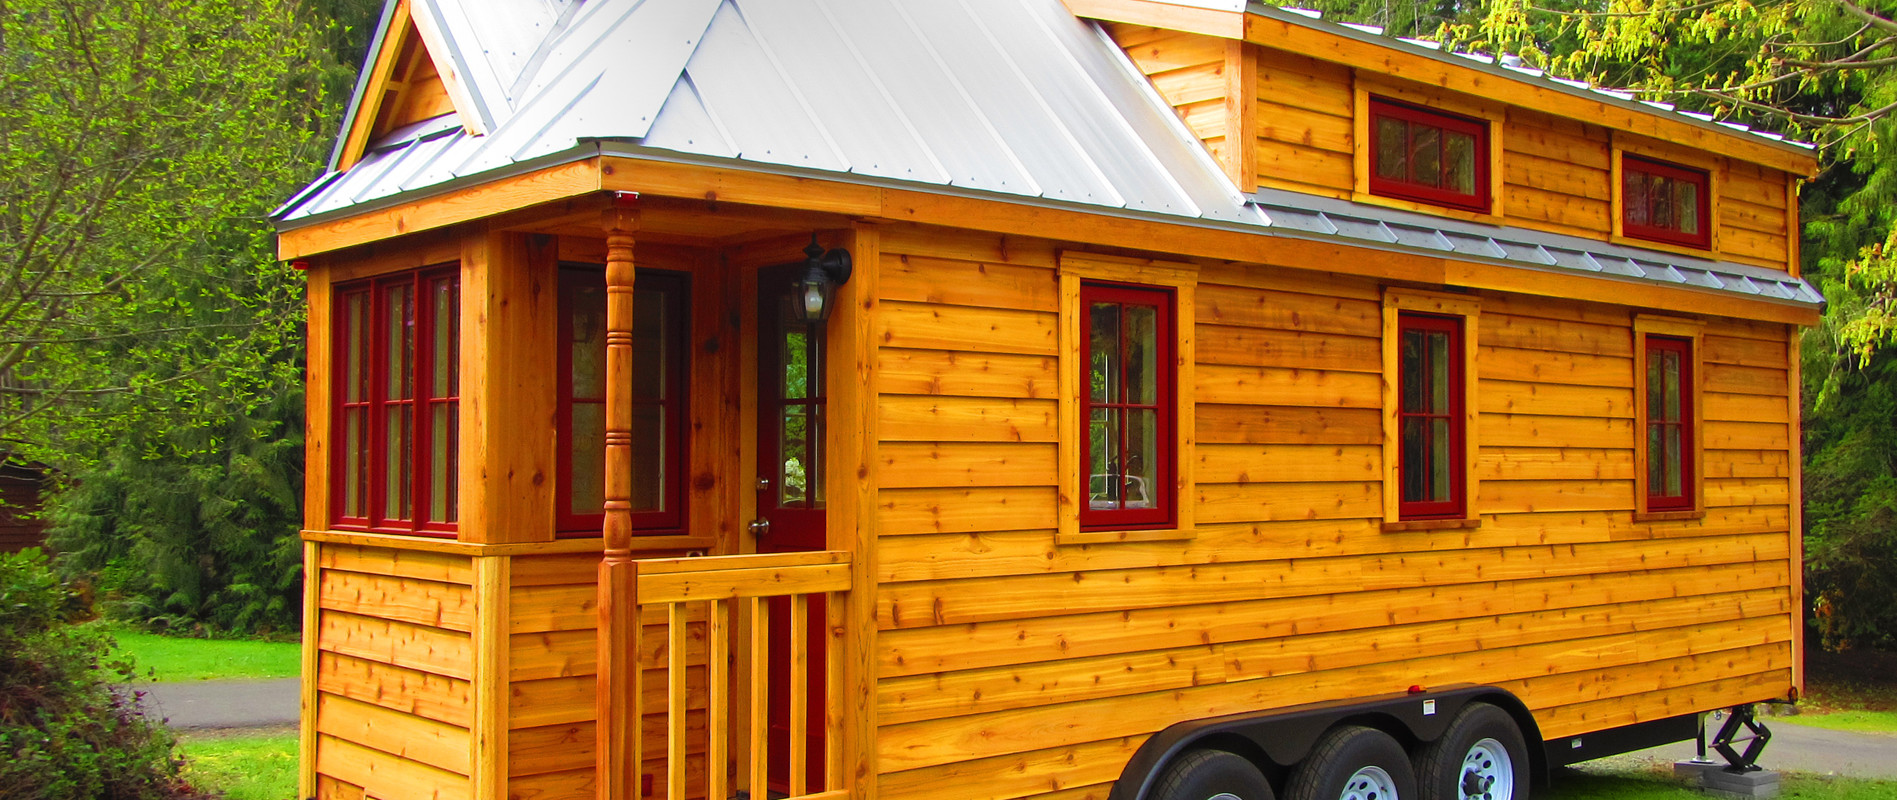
[1107,684,1539,800]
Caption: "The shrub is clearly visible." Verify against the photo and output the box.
[0,549,213,800]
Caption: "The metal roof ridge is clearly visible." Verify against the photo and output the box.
[808,0,951,183]
[724,0,853,174]
[886,0,1043,195]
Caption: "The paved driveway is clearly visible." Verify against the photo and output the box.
[1585,719,1897,780]
[133,678,300,730]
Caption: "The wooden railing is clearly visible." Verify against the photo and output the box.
[632,550,853,800]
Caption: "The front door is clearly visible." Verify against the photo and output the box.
[756,262,826,795]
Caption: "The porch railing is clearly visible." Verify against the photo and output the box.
[633,550,852,800]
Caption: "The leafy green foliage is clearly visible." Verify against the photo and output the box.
[49,390,305,634]
[0,550,211,800]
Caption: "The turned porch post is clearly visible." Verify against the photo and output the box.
[597,196,640,800]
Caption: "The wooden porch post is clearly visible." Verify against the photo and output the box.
[598,197,641,800]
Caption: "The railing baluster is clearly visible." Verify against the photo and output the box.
[709,598,728,800]
[825,590,844,792]
[789,593,809,797]
[747,596,768,800]
[668,603,687,800]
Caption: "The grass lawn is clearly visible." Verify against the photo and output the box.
[1777,709,1897,736]
[98,625,301,682]
[178,727,298,800]
[1547,767,1897,800]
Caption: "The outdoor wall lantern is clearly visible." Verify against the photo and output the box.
[794,234,852,323]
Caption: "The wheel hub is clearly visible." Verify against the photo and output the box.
[1339,765,1398,800]
[1456,738,1514,800]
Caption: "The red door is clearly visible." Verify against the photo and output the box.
[756,263,827,795]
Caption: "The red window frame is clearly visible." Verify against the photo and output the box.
[1622,156,1712,249]
[556,265,690,537]
[1079,282,1176,531]
[1644,335,1696,511]
[1396,312,1466,520]
[332,266,459,535]
[1369,97,1491,213]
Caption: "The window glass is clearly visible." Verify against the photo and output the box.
[1645,336,1694,510]
[1369,98,1489,212]
[332,267,458,533]
[1397,313,1464,519]
[557,266,689,534]
[1622,156,1711,248]
[1080,284,1174,529]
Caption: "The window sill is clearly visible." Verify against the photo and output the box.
[1381,518,1481,532]
[1057,527,1195,546]
[1633,510,1705,522]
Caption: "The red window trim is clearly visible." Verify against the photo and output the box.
[1078,282,1176,531]
[555,264,691,537]
[1644,335,1696,511]
[1368,97,1491,213]
[1621,155,1712,249]
[332,265,460,536]
[1396,312,1467,520]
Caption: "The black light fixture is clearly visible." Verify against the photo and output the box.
[794,234,852,323]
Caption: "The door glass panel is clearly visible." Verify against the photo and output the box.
[570,403,604,515]
[781,406,808,506]
[343,409,365,517]
[630,404,664,511]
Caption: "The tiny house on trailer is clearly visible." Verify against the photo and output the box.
[272,1,1822,799]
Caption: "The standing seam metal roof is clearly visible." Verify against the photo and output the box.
[278,0,1820,311]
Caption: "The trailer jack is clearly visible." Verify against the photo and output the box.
[1703,704,1771,773]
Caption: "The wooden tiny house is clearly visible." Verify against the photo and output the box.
[276,2,1820,799]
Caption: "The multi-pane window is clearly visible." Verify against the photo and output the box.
[1644,336,1695,511]
[334,267,459,533]
[1397,313,1465,520]
[1370,98,1489,212]
[557,266,688,535]
[1080,283,1175,530]
[1623,156,1711,249]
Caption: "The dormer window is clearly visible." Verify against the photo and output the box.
[1368,97,1490,212]
[1622,156,1711,249]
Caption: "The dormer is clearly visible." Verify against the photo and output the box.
[1075,0,1819,275]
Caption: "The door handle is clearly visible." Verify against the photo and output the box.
[748,518,771,538]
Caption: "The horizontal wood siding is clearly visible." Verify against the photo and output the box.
[870,228,1797,800]
[506,551,709,800]
[311,543,475,800]
[1252,48,1354,198]
[1109,24,1234,170]
[1504,109,1612,238]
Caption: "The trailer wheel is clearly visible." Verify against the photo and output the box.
[1151,748,1276,800]
[1285,725,1415,800]
[1415,703,1529,800]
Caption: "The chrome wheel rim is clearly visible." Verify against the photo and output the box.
[1458,738,1514,800]
[1340,765,1398,800]
[1207,794,1241,800]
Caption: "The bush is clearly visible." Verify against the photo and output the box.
[0,549,213,800]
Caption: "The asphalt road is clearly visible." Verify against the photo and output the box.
[133,678,301,730]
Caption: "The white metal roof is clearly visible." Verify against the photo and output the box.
[277,0,1821,310]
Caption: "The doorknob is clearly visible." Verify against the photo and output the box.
[748,518,771,538]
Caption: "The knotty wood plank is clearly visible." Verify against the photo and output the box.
[879,442,1057,489]
[879,348,1057,399]
[878,396,1058,443]
[1194,325,1380,371]
[319,544,473,585]
[877,301,1057,356]
[1480,347,1633,388]
[879,486,1060,536]
[317,610,473,680]
[1479,314,1631,356]
[879,254,1057,312]
[1480,414,1635,449]
[1196,480,1381,524]
[320,570,474,632]
[1195,444,1379,484]
[317,693,471,776]
[1194,365,1382,407]
[316,652,472,727]
[1480,380,1633,419]
[1196,284,1380,336]
[315,734,470,800]
[1477,448,1634,481]
[1196,404,1382,445]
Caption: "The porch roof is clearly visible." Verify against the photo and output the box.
[274,0,1821,312]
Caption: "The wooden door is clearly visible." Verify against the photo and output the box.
[755,263,827,795]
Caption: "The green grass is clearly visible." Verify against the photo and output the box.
[99,626,301,682]
[1548,765,1897,800]
[1776,709,1897,735]
[177,728,298,800]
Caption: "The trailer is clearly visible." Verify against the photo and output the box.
[273,1,1819,799]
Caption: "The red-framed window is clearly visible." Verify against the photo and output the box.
[1644,335,1695,511]
[556,265,690,536]
[1397,312,1466,520]
[1623,156,1711,249]
[1080,282,1175,530]
[333,266,460,534]
[1369,97,1490,213]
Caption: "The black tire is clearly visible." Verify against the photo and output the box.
[1285,725,1415,800]
[1152,748,1277,800]
[1414,703,1530,800]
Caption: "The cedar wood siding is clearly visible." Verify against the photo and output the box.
[869,223,1797,800]
[1109,24,1795,272]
